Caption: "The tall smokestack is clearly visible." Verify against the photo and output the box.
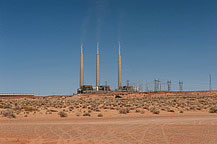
[80,44,84,87]
[118,41,122,89]
[96,42,100,89]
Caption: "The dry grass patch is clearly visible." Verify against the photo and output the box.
[58,111,67,117]
[1,109,16,118]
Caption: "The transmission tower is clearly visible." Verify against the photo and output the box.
[154,79,160,91]
[179,80,183,91]
[209,74,212,91]
[167,80,171,91]
[154,80,157,91]
[157,79,160,91]
[133,82,137,92]
[138,83,143,92]
[160,81,162,91]
[145,82,149,91]
[127,80,130,87]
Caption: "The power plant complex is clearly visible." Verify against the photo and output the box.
[77,42,134,94]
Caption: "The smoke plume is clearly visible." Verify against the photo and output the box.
[95,0,109,41]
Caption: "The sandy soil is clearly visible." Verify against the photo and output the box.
[0,113,217,144]
[1,91,217,143]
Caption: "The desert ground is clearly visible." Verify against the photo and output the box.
[0,91,217,144]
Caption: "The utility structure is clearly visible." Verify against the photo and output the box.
[77,43,111,94]
[127,80,130,87]
[116,42,134,92]
[96,42,100,90]
[95,42,110,92]
[179,80,183,91]
[209,74,212,91]
[154,79,160,91]
[77,44,93,94]
[138,82,143,92]
[167,80,171,91]
[77,41,134,94]
[154,80,157,91]
[160,81,162,91]
[145,81,150,91]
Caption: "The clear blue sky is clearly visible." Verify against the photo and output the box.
[0,0,217,95]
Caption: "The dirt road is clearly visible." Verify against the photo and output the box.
[0,114,217,144]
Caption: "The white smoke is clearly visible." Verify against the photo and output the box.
[81,7,92,44]
[81,0,109,43]
[95,0,109,41]
[117,10,124,41]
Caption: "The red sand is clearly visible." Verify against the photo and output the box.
[1,91,217,143]
[0,113,217,144]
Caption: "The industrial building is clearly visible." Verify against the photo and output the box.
[115,42,135,92]
[77,42,134,94]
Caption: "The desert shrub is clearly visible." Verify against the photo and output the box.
[185,108,190,111]
[152,108,160,114]
[161,107,166,111]
[58,111,68,117]
[167,109,175,112]
[76,112,81,116]
[88,110,92,113]
[204,106,208,109]
[209,107,217,113]
[83,112,91,117]
[103,106,109,109]
[1,109,16,118]
[97,113,103,117]
[23,105,36,112]
[119,108,130,114]
[69,107,74,111]
[140,110,145,114]
[149,107,160,114]
[82,105,87,108]
[13,106,22,111]
[135,109,140,113]
[190,106,196,110]
[179,110,184,113]
[115,95,122,99]
[16,110,21,115]
[149,106,154,112]
[95,108,101,112]
[3,104,12,109]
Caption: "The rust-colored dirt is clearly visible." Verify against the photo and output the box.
[0,114,217,144]
[1,91,217,144]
